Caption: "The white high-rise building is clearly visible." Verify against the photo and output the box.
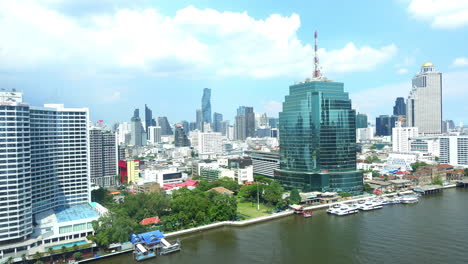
[407,62,442,135]
[148,126,162,144]
[439,136,468,167]
[117,122,131,145]
[198,132,223,155]
[0,91,94,252]
[392,122,419,152]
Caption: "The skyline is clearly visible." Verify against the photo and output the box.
[1,0,468,124]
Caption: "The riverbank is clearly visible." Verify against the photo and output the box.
[78,185,458,263]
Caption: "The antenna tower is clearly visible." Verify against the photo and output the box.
[313,30,321,79]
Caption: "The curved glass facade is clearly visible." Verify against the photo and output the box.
[276,80,362,194]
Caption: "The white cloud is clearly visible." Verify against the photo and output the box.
[261,100,282,117]
[397,68,409,74]
[0,1,397,79]
[407,0,468,28]
[452,57,468,67]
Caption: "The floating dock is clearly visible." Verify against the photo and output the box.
[456,179,468,188]
[130,230,181,261]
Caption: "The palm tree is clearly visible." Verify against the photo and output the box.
[47,247,54,263]
[61,246,67,262]
[6,256,13,264]
[21,253,27,264]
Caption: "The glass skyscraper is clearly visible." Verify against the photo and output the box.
[201,88,212,129]
[275,80,362,194]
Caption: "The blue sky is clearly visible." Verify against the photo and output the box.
[1,0,468,125]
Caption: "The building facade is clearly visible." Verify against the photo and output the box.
[392,122,419,153]
[245,151,280,178]
[212,112,223,133]
[235,106,255,140]
[439,136,468,167]
[376,115,398,136]
[147,126,162,144]
[275,79,362,194]
[174,125,190,147]
[356,113,368,128]
[157,117,173,136]
[393,97,406,116]
[407,62,442,135]
[89,129,118,187]
[201,88,212,130]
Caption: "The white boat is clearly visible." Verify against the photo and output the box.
[400,196,418,204]
[359,199,383,211]
[328,204,359,216]
[327,204,341,214]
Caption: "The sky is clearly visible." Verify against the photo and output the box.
[1,0,468,125]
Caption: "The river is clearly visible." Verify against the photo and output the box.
[96,188,468,264]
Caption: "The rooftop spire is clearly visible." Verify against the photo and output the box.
[313,30,321,79]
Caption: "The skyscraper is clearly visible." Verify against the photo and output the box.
[213,112,223,132]
[268,118,279,128]
[376,115,398,136]
[235,106,255,140]
[90,129,118,187]
[356,113,368,128]
[407,62,442,134]
[174,125,190,147]
[130,109,146,146]
[393,97,406,116]
[201,88,212,130]
[275,31,362,194]
[0,91,91,244]
[157,116,173,135]
[148,126,162,144]
[196,109,203,131]
[180,120,189,134]
[144,104,154,138]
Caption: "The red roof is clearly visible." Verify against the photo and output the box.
[438,164,454,169]
[162,179,199,190]
[140,216,161,225]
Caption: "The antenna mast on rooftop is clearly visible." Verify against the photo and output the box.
[313,30,321,79]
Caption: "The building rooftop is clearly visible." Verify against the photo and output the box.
[55,204,100,223]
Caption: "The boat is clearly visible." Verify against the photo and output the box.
[333,205,359,216]
[359,199,383,211]
[327,204,341,214]
[301,210,313,218]
[400,196,418,204]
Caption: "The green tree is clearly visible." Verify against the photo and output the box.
[289,189,301,204]
[363,183,373,193]
[207,192,237,221]
[34,261,44,264]
[211,177,241,193]
[238,183,260,202]
[33,251,43,260]
[263,181,283,206]
[432,176,443,185]
[253,175,272,184]
[6,256,13,264]
[47,247,54,263]
[339,192,352,198]
[411,161,428,172]
[464,168,468,177]
[21,253,27,264]
[73,252,83,261]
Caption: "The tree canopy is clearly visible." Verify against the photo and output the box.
[289,189,301,204]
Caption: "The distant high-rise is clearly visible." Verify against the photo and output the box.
[275,68,362,193]
[393,97,406,116]
[133,108,140,119]
[144,104,154,138]
[221,120,230,136]
[356,113,368,128]
[180,120,189,134]
[148,126,162,144]
[407,62,442,134]
[213,112,223,132]
[268,118,279,128]
[196,109,203,131]
[130,110,146,146]
[174,125,190,147]
[90,129,118,187]
[235,106,255,140]
[189,121,197,131]
[157,116,173,135]
[376,115,398,136]
[392,122,419,152]
[202,88,212,130]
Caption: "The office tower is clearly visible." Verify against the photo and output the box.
[393,97,406,116]
[213,112,223,132]
[130,110,146,146]
[439,136,468,166]
[117,122,131,145]
[157,116,173,135]
[376,115,398,136]
[221,120,230,136]
[144,104,155,138]
[174,125,190,147]
[133,108,139,119]
[407,62,442,134]
[275,32,362,194]
[189,121,196,131]
[392,122,419,152]
[268,118,279,129]
[201,88,212,130]
[148,126,162,144]
[356,113,368,128]
[258,113,269,128]
[235,106,255,140]
[0,91,91,244]
[180,120,189,134]
[196,109,203,131]
[89,129,118,187]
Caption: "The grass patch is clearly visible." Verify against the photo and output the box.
[237,199,271,219]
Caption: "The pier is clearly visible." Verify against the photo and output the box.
[413,185,443,195]
[456,179,468,188]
